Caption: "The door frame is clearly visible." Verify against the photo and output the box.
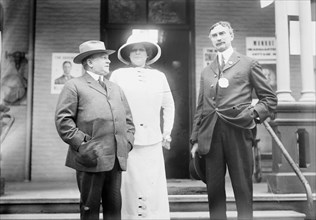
[100,0,197,178]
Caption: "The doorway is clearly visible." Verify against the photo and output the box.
[104,28,191,178]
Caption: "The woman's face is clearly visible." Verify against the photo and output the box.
[129,44,148,67]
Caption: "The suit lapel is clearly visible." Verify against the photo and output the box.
[209,56,220,76]
[222,52,240,72]
[83,73,108,97]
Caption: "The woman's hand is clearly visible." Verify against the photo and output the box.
[162,135,172,150]
[191,143,198,158]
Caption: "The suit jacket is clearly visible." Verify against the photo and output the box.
[54,74,74,84]
[190,52,277,155]
[55,72,135,172]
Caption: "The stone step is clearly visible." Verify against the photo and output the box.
[1,194,311,214]
[0,211,306,220]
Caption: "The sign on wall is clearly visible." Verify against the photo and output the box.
[246,37,276,63]
[246,37,277,92]
[51,53,83,94]
[203,47,217,67]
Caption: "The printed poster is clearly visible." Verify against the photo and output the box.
[246,37,277,92]
[51,53,83,94]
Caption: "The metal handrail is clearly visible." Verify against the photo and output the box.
[0,114,15,143]
[263,120,314,219]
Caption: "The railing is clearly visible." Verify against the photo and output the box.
[0,114,15,143]
[263,120,314,220]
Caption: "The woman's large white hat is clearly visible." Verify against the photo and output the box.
[117,34,161,65]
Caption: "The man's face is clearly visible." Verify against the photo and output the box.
[63,63,72,75]
[89,53,111,75]
[209,25,234,52]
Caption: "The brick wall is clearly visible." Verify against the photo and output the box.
[32,0,100,181]
[194,0,276,96]
[2,0,313,181]
[194,0,276,155]
[194,0,306,101]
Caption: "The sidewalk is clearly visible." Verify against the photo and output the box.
[1,178,303,201]
[0,179,313,219]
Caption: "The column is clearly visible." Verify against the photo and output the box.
[298,0,316,102]
[274,0,295,102]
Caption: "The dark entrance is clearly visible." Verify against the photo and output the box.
[101,0,193,178]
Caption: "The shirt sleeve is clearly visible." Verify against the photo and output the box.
[250,61,278,122]
[161,73,175,138]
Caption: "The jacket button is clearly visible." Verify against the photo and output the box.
[215,108,218,111]
[210,84,214,88]
[212,97,215,100]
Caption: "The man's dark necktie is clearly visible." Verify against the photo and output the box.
[219,55,225,72]
[98,76,107,92]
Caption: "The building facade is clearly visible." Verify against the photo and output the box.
[0,0,315,183]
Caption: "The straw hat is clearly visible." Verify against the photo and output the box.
[73,40,115,64]
[189,152,206,183]
[117,34,161,65]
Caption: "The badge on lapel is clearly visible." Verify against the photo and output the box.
[218,77,229,88]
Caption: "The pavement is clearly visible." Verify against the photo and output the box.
[0,178,301,201]
[0,179,313,220]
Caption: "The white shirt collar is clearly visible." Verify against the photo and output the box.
[87,71,103,81]
[217,46,234,64]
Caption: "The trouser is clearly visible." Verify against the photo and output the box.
[76,160,122,220]
[204,118,254,220]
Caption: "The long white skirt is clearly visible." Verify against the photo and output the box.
[121,142,170,220]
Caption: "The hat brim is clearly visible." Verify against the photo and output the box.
[118,41,161,65]
[189,152,206,183]
[73,49,115,64]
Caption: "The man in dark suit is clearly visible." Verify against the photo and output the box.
[190,21,277,220]
[55,40,135,220]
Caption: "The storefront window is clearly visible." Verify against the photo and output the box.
[107,0,187,24]
[108,0,147,24]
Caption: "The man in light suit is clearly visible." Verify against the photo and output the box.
[55,40,135,220]
[190,21,277,220]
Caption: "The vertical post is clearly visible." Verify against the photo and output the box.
[298,0,316,102]
[25,0,35,181]
[274,0,295,102]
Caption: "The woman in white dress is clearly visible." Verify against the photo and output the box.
[110,33,175,220]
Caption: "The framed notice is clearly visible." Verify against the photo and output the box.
[246,37,277,92]
[261,63,277,92]
[246,37,276,63]
[203,47,217,67]
[51,53,83,94]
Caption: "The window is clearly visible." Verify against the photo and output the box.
[107,0,187,24]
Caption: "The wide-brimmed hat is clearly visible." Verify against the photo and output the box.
[117,34,161,65]
[189,152,206,183]
[73,40,115,64]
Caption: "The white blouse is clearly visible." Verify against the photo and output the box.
[110,67,175,146]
